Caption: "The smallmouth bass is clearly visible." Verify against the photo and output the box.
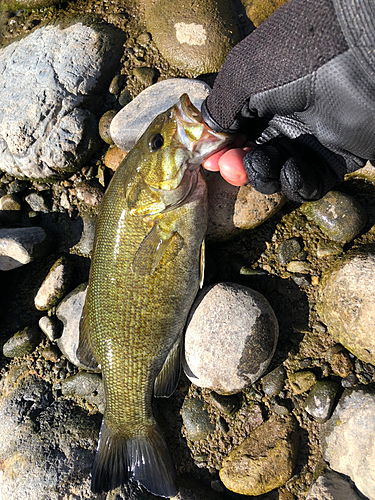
[77,94,232,497]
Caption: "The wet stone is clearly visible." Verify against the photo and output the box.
[261,365,287,397]
[288,371,316,395]
[317,245,375,365]
[181,398,215,442]
[118,88,131,107]
[3,325,42,358]
[321,388,375,499]
[209,391,241,416]
[277,238,302,266]
[98,109,117,144]
[183,282,278,395]
[300,191,367,243]
[34,256,75,311]
[303,380,340,423]
[219,414,299,496]
[0,226,50,270]
[0,193,22,224]
[286,260,311,274]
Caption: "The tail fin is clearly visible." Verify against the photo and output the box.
[91,418,178,498]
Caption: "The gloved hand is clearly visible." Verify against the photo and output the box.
[202,0,375,202]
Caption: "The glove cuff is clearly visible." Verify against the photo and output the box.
[201,99,238,134]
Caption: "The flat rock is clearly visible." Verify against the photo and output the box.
[34,256,75,311]
[183,282,278,395]
[219,414,299,495]
[321,388,375,499]
[110,78,211,152]
[0,227,50,271]
[317,245,375,365]
[55,283,90,370]
[0,23,122,180]
[300,191,367,243]
[145,0,240,76]
[0,366,103,500]
[306,469,363,500]
[206,172,286,242]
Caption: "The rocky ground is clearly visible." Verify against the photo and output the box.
[0,0,375,499]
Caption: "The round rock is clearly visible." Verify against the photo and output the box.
[300,191,367,243]
[110,78,211,152]
[183,282,279,395]
[206,172,286,242]
[145,0,240,76]
[0,193,22,224]
[3,325,42,358]
[181,398,215,442]
[219,414,299,495]
[303,380,340,423]
[321,388,375,499]
[317,246,375,365]
[306,469,363,500]
[0,23,122,180]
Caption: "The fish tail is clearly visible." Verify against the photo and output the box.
[91,417,178,497]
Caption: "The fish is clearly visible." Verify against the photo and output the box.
[77,93,232,497]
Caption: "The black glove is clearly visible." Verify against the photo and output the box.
[202,0,375,202]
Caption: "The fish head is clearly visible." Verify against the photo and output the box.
[130,94,233,214]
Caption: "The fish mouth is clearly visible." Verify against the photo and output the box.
[174,93,233,166]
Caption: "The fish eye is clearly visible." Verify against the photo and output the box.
[149,133,164,152]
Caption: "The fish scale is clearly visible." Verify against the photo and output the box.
[77,94,232,497]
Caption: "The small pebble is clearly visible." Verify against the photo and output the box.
[303,380,339,423]
[341,373,358,388]
[209,391,241,415]
[316,240,343,258]
[286,260,311,273]
[74,181,104,207]
[98,110,117,144]
[137,32,151,46]
[118,88,131,107]
[277,238,302,266]
[3,325,42,358]
[132,67,156,87]
[0,194,22,224]
[104,145,127,171]
[0,227,50,271]
[60,191,70,210]
[108,74,124,95]
[288,371,316,395]
[25,192,49,213]
[261,365,287,397]
[181,398,215,442]
[39,315,61,342]
[42,345,60,363]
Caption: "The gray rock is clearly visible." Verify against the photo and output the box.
[206,172,286,242]
[34,256,75,311]
[219,414,299,495]
[38,315,61,342]
[110,78,211,152]
[0,366,103,500]
[181,398,215,442]
[261,365,287,397]
[61,371,105,414]
[72,212,96,257]
[303,380,339,423]
[132,66,156,87]
[317,245,375,365]
[74,181,104,207]
[3,325,42,358]
[24,192,49,213]
[321,388,375,499]
[183,282,278,395]
[0,23,119,180]
[306,469,363,500]
[300,191,367,243]
[0,227,50,270]
[145,0,240,76]
[277,238,303,266]
[55,283,90,370]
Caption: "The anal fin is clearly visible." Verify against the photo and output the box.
[77,301,100,372]
[154,337,182,398]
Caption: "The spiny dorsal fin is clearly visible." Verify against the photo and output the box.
[154,336,182,398]
[77,301,100,372]
[131,223,183,276]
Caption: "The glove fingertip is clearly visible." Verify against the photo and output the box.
[243,148,281,195]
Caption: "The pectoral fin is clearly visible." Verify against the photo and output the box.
[154,337,182,398]
[77,302,100,372]
[131,223,183,276]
